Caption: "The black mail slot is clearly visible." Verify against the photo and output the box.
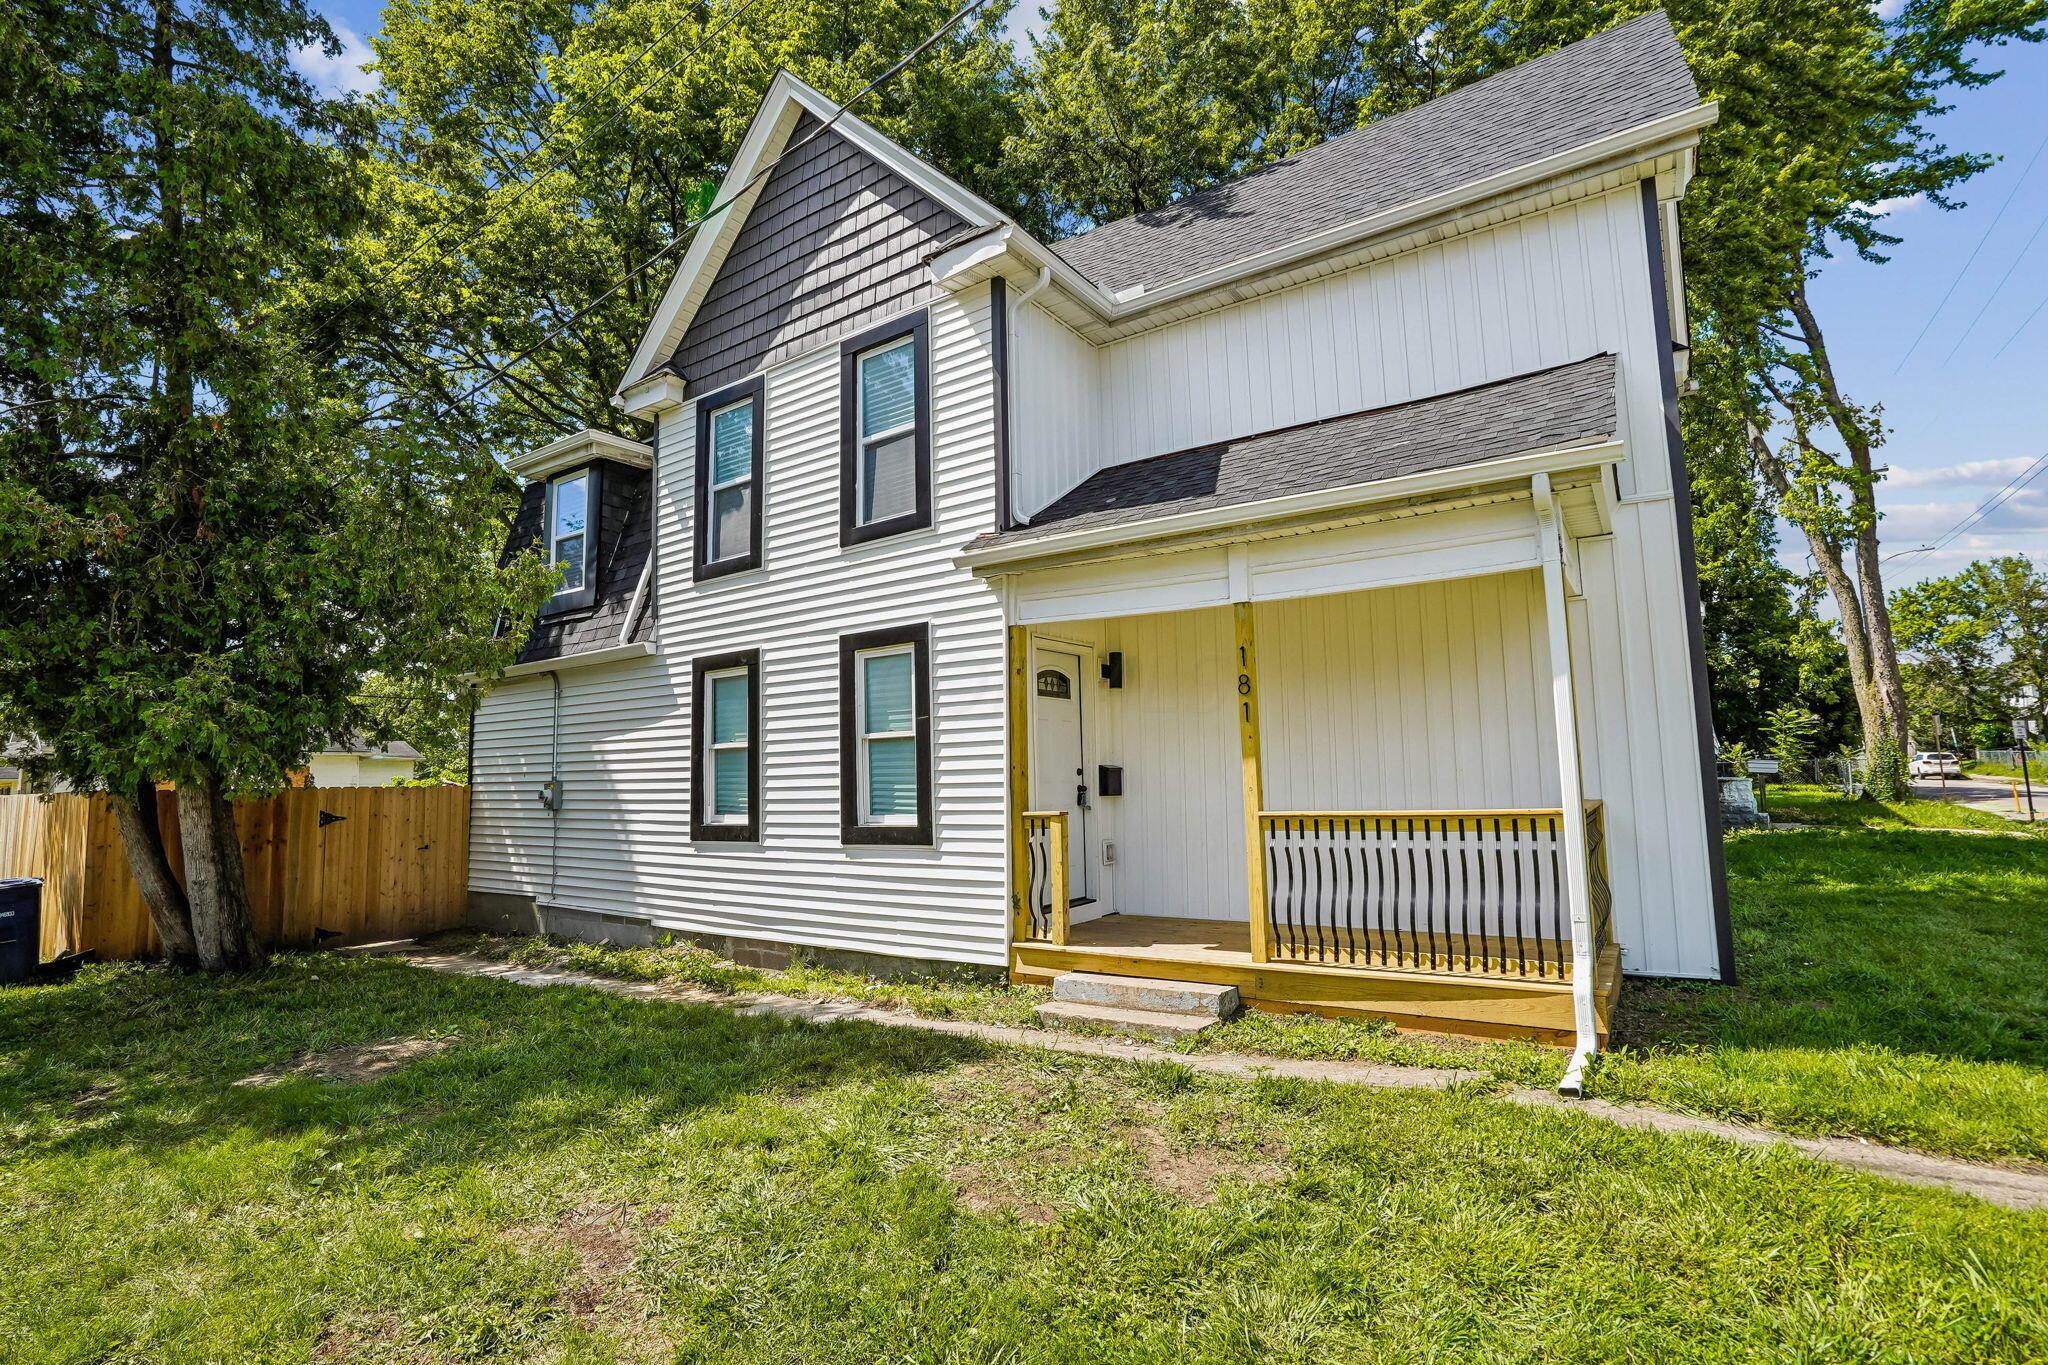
[1097,765,1124,797]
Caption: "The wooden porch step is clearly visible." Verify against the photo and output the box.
[1035,999,1223,1041]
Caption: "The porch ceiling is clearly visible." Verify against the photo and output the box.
[963,354,1616,568]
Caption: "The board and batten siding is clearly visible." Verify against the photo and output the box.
[469,285,1010,966]
[1010,186,1671,517]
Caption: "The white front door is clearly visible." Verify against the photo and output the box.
[1030,645,1089,904]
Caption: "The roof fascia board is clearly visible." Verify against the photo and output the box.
[958,438,1625,572]
[617,76,801,392]
[509,427,653,481]
[617,73,1006,394]
[490,641,658,682]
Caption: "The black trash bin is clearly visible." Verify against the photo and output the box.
[0,878,41,985]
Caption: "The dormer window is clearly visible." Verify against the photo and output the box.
[840,313,931,546]
[694,376,765,580]
[548,470,589,594]
[539,464,602,615]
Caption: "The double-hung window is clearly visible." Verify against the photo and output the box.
[839,624,931,844]
[544,468,598,612]
[839,314,930,546]
[692,649,761,841]
[693,377,764,579]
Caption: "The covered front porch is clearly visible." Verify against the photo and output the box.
[974,442,1628,1045]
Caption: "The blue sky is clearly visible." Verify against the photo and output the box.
[296,7,2048,588]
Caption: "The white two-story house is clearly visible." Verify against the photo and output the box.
[466,12,1729,1066]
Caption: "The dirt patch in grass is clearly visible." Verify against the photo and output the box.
[948,1165,1060,1225]
[311,1311,440,1363]
[508,1203,672,1361]
[1131,1127,1287,1203]
[236,1034,457,1088]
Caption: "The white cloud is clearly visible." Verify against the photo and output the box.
[1868,191,1925,216]
[294,22,378,97]
[1886,454,2044,488]
[1876,0,1909,19]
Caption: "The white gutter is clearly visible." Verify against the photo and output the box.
[618,555,654,646]
[492,641,656,681]
[958,438,1623,572]
[1005,266,1053,525]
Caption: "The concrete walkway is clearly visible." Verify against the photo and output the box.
[379,945,2048,1213]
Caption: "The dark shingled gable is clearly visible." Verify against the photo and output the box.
[501,460,656,665]
[965,354,1617,553]
[1050,12,1699,295]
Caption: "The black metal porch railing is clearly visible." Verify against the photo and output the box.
[1257,805,1610,979]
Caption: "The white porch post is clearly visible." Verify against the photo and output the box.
[1533,473,1599,1094]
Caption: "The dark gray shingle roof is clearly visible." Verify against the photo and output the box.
[503,460,656,665]
[966,354,1616,553]
[1050,12,1698,294]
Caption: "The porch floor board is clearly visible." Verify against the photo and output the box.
[1013,913,1621,1045]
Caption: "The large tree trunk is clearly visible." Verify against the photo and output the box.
[109,781,198,968]
[177,771,264,971]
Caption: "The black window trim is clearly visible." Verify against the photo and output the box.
[541,463,602,616]
[693,375,766,581]
[691,647,762,842]
[838,622,933,845]
[839,312,932,547]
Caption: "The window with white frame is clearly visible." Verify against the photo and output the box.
[695,375,764,579]
[693,649,759,841]
[839,315,929,545]
[855,339,917,526]
[706,398,755,562]
[839,623,929,844]
[856,645,916,825]
[548,470,589,593]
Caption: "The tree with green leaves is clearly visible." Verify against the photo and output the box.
[1893,555,2048,743]
[0,0,551,969]
[1763,703,1820,775]
[347,0,1028,455]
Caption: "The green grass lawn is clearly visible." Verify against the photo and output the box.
[1761,782,2035,833]
[2,955,2044,1363]
[467,816,2048,1164]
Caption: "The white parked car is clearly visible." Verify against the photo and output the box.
[1909,751,1961,779]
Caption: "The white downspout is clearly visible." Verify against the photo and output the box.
[1534,473,1600,1096]
[619,553,654,646]
[544,669,562,903]
[1006,266,1052,525]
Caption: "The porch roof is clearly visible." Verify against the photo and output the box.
[965,353,1616,561]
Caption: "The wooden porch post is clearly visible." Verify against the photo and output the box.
[1007,624,1032,946]
[1534,474,1598,1047]
[1234,601,1272,963]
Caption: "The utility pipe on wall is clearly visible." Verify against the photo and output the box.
[1005,266,1053,524]
[544,669,562,903]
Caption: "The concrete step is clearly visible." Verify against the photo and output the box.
[1051,971,1240,1018]
[1035,999,1222,1041]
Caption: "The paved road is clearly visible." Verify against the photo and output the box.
[1912,776,2044,822]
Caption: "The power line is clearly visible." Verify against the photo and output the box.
[1939,208,2048,364]
[360,0,1002,431]
[363,0,772,306]
[1989,286,2048,360]
[1885,449,2048,560]
[1891,126,2048,375]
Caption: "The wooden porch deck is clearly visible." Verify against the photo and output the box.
[1011,913,1621,1044]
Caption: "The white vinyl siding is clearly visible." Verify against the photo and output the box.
[1012,188,1672,516]
[469,285,1007,967]
[706,398,756,563]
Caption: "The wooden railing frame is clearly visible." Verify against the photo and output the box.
[1018,810,1070,945]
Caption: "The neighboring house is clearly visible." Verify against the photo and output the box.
[303,739,424,788]
[468,12,1729,1063]
[0,766,17,795]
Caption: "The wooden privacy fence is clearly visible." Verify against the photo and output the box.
[0,786,469,962]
